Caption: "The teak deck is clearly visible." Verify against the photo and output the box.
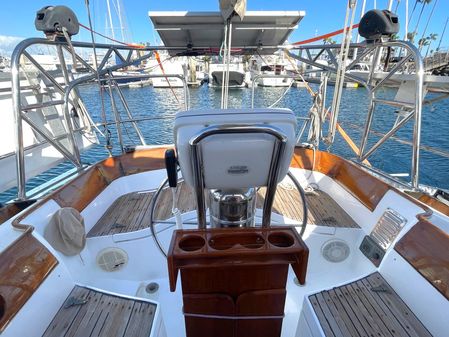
[309,272,432,337]
[87,183,358,238]
[43,286,157,337]
[0,231,58,333]
[258,185,359,228]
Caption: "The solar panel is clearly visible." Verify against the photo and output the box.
[148,11,305,56]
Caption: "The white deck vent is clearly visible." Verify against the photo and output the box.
[96,247,128,272]
[370,208,407,250]
[322,240,350,263]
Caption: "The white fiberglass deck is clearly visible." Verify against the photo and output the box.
[79,217,373,337]
[6,166,446,337]
[69,169,376,337]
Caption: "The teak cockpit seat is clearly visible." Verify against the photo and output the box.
[0,230,157,337]
[42,286,157,337]
[308,272,432,337]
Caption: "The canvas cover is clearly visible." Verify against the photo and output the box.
[219,0,247,20]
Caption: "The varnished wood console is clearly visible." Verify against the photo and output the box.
[167,226,309,337]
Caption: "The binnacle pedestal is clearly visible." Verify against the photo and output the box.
[167,226,309,337]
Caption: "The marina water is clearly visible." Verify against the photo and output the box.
[1,84,448,204]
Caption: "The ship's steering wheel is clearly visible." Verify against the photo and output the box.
[149,170,308,258]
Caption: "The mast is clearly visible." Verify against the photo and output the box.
[356,0,366,44]
[106,0,115,40]
[387,0,393,11]
[116,0,125,42]
[405,0,408,40]
[436,17,448,52]
[354,0,367,60]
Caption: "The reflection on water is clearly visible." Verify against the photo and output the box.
[1,83,448,203]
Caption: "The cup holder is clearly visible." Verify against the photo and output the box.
[178,235,206,252]
[209,233,265,250]
[268,232,294,248]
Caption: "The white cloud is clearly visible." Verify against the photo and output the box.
[0,35,24,57]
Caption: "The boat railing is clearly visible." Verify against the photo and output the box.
[10,37,188,200]
[285,39,425,189]
[9,36,439,202]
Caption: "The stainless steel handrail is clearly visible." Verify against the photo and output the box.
[189,124,288,229]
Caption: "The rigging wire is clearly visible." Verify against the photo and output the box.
[292,24,360,46]
[258,47,363,160]
[256,50,313,108]
[283,51,315,96]
[59,28,98,137]
[220,24,228,108]
[220,19,233,109]
[394,0,400,14]
[268,80,295,108]
[80,21,182,108]
[436,17,449,52]
[79,22,144,48]
[224,20,233,108]
[80,9,182,138]
[411,0,429,38]
[327,0,358,144]
[154,51,180,105]
[417,0,439,51]
[84,0,112,156]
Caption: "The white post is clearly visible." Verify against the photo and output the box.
[106,0,115,40]
[116,0,125,42]
[356,0,367,43]
[405,0,409,40]
[355,0,367,60]
[387,0,393,11]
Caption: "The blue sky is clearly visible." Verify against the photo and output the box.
[0,0,448,51]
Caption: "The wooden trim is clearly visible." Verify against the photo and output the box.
[395,219,449,300]
[11,147,170,230]
[418,195,449,217]
[52,147,170,210]
[291,148,390,211]
[0,231,58,332]
[0,204,22,226]
[52,166,110,210]
[11,146,431,231]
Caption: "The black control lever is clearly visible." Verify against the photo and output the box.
[165,149,178,188]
